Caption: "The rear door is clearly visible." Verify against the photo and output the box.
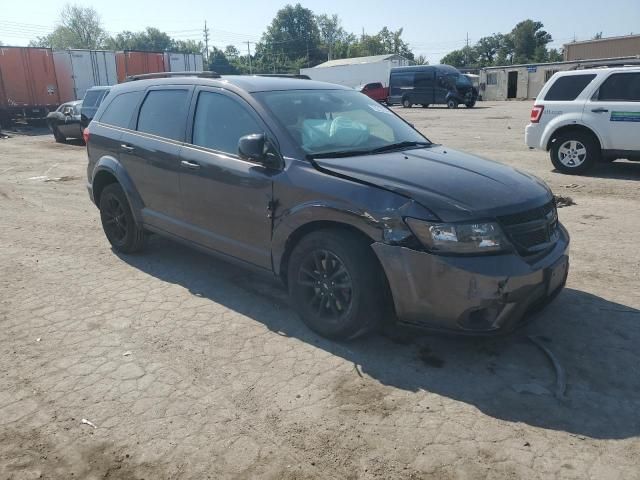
[178,88,274,269]
[119,86,192,230]
[583,71,640,152]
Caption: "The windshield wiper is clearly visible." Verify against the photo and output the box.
[307,141,431,159]
[307,149,372,159]
[368,141,431,153]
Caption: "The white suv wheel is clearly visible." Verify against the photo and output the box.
[558,140,587,168]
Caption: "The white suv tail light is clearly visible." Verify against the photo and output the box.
[530,105,544,123]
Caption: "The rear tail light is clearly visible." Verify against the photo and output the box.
[530,105,544,123]
[82,125,90,144]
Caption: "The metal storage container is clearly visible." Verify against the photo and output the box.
[53,50,117,102]
[115,51,166,83]
[164,52,205,72]
[0,46,60,123]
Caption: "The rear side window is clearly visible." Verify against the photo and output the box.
[83,90,103,108]
[191,92,262,155]
[544,74,596,101]
[99,91,143,128]
[137,90,190,141]
[598,73,640,101]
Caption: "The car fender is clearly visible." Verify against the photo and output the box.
[271,200,388,276]
[92,156,144,223]
[541,113,604,151]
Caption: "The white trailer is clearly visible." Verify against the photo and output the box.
[164,52,205,72]
[53,50,117,102]
[300,54,410,88]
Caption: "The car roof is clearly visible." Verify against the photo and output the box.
[86,86,111,92]
[553,66,640,76]
[109,75,350,95]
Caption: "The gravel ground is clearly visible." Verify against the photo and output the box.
[1,101,639,479]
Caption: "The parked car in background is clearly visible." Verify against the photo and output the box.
[46,100,82,143]
[357,82,389,102]
[388,65,478,108]
[81,86,110,129]
[526,67,640,174]
[86,73,568,340]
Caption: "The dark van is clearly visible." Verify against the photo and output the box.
[388,65,478,109]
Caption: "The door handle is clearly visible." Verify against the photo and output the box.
[120,144,135,152]
[180,160,201,170]
[591,108,609,113]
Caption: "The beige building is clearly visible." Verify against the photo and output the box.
[479,56,640,101]
[564,34,640,61]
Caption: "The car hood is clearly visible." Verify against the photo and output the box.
[313,145,553,222]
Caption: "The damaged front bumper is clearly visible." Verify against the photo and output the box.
[372,225,569,333]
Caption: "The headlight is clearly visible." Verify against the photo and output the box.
[405,218,509,254]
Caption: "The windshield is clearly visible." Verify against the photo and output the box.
[454,74,472,88]
[255,89,430,157]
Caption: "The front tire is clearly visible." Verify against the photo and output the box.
[550,131,600,174]
[53,127,66,143]
[99,183,146,253]
[287,229,388,340]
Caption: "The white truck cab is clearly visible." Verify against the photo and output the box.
[525,67,640,174]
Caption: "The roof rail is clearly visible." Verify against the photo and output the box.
[253,74,311,80]
[125,71,221,82]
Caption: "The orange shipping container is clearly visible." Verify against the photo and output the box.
[115,51,166,83]
[0,46,60,121]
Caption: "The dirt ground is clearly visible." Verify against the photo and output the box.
[1,101,639,480]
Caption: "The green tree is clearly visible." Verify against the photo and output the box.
[510,20,552,64]
[414,54,428,65]
[261,3,322,67]
[172,39,204,54]
[30,4,107,49]
[475,34,506,66]
[441,45,478,68]
[317,13,345,61]
[105,27,173,51]
[208,48,239,74]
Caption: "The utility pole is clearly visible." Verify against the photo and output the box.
[246,41,253,74]
[203,21,210,64]
[465,32,469,66]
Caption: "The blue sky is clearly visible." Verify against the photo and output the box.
[1,0,639,63]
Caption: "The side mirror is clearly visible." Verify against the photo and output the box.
[238,133,281,169]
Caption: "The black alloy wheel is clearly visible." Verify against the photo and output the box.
[99,183,146,253]
[297,249,354,322]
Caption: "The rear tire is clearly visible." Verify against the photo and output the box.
[421,104,430,108]
[550,131,600,174]
[447,99,459,109]
[99,183,146,253]
[402,97,412,108]
[287,229,388,340]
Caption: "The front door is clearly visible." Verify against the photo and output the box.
[178,88,274,269]
[582,71,640,152]
[508,71,518,99]
[119,86,193,229]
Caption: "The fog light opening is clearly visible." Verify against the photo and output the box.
[459,305,503,331]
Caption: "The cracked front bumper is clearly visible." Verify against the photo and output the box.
[372,225,570,333]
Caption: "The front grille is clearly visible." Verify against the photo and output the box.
[497,200,558,255]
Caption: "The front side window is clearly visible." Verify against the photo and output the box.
[256,89,429,156]
[99,91,143,128]
[191,91,262,155]
[543,74,596,101]
[598,73,640,102]
[137,89,190,141]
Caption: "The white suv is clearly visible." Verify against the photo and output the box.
[525,67,640,174]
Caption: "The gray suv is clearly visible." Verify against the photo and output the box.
[86,72,569,339]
